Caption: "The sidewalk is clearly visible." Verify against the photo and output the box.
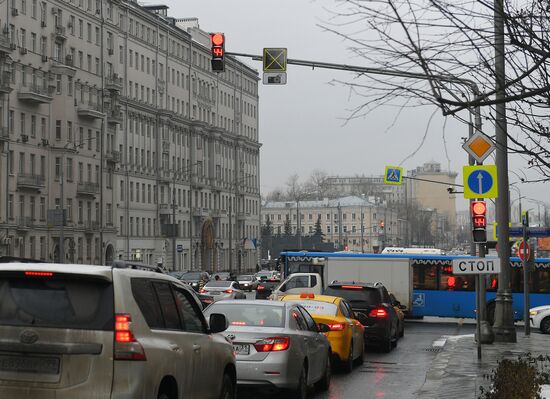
[416,330,550,399]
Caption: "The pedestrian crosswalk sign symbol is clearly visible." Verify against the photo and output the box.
[384,166,403,185]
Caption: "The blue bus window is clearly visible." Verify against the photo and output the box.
[413,264,437,290]
[439,267,474,291]
[532,269,550,293]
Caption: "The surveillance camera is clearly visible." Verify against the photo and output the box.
[447,187,454,194]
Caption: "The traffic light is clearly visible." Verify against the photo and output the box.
[210,33,225,72]
[471,200,487,243]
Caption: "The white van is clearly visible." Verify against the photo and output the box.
[269,272,323,300]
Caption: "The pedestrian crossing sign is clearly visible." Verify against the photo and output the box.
[384,166,403,185]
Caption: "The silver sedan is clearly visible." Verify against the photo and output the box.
[203,300,332,398]
[200,280,247,301]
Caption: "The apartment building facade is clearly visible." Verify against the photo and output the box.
[0,0,261,272]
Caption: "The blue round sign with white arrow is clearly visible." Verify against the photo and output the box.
[463,165,498,199]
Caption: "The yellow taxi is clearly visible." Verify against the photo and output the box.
[280,293,365,373]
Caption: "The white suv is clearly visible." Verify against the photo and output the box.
[0,261,236,399]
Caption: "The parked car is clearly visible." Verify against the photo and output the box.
[530,305,550,333]
[389,293,406,338]
[255,279,281,300]
[281,294,365,373]
[324,282,400,353]
[255,270,276,281]
[237,275,258,291]
[0,262,236,399]
[201,280,247,301]
[203,300,331,397]
[214,272,236,281]
[179,271,210,292]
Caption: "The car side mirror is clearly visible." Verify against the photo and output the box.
[209,313,228,334]
[318,323,330,333]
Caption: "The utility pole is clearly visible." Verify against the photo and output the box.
[493,0,516,343]
[337,202,342,249]
[172,174,176,272]
[296,199,302,249]
[59,155,65,264]
[228,196,233,273]
[522,211,530,336]
[360,197,365,253]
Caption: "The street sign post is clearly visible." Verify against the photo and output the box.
[384,166,403,185]
[452,258,501,275]
[463,165,499,199]
[263,48,287,85]
[462,132,495,163]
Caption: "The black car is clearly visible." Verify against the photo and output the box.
[197,293,215,309]
[255,279,280,299]
[179,271,210,292]
[324,282,400,353]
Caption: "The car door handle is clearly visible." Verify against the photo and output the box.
[192,344,201,353]
[169,344,181,352]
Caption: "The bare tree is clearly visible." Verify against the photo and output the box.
[321,0,550,179]
[304,169,332,199]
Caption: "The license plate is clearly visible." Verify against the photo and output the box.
[232,344,250,355]
[0,355,60,375]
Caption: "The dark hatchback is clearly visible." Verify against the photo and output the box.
[179,271,210,292]
[255,279,280,299]
[324,282,400,353]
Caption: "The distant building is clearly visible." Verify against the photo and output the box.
[324,176,405,205]
[262,196,404,253]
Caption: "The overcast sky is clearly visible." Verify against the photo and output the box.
[164,0,549,211]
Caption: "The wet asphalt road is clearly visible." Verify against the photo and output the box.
[235,306,476,399]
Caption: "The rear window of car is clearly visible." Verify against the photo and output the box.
[205,303,285,328]
[259,280,280,289]
[287,300,338,316]
[0,274,114,330]
[237,275,253,281]
[205,281,232,288]
[324,286,381,306]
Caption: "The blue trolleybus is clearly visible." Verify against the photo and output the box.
[279,251,550,321]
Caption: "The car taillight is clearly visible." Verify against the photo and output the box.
[24,271,54,277]
[199,288,207,293]
[223,289,233,294]
[328,323,345,331]
[254,337,290,352]
[114,314,146,361]
[257,285,265,290]
[369,308,388,318]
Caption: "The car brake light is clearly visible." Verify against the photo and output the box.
[257,285,265,290]
[254,337,290,352]
[299,293,315,299]
[114,314,146,361]
[369,308,388,318]
[199,288,207,293]
[328,323,345,331]
[341,285,363,290]
[223,289,233,294]
[24,271,54,277]
[230,321,247,326]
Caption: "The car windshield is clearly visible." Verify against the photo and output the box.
[287,300,338,316]
[0,273,114,330]
[181,272,203,280]
[205,281,233,288]
[205,303,285,328]
[237,275,253,281]
[324,286,381,306]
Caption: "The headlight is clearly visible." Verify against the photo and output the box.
[192,283,198,286]
[529,310,539,316]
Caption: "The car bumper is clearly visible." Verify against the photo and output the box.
[236,355,298,389]
[325,332,349,362]
[363,325,389,343]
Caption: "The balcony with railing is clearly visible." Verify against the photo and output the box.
[237,212,251,221]
[0,33,11,53]
[77,102,104,119]
[192,207,204,218]
[0,72,11,95]
[159,203,177,215]
[16,216,33,231]
[77,181,100,196]
[105,150,121,163]
[0,127,9,142]
[105,74,123,92]
[83,221,99,233]
[54,25,67,41]
[17,173,45,190]
[17,84,53,103]
[107,106,123,125]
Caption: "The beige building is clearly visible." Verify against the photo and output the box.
[0,1,261,273]
[406,162,457,229]
[262,196,404,253]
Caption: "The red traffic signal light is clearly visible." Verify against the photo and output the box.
[210,33,225,72]
[471,201,487,216]
[471,201,487,242]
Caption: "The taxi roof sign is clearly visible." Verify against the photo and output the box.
[462,132,495,163]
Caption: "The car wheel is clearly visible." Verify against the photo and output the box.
[354,341,364,366]
[316,353,331,391]
[291,364,308,399]
[219,373,235,399]
[541,317,550,334]
[342,341,354,373]
[381,336,392,353]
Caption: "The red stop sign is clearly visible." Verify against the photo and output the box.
[518,241,531,261]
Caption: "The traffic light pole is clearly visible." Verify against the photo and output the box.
[522,211,530,336]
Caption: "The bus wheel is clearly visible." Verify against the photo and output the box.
[487,302,496,326]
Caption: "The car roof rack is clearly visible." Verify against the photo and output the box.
[112,260,166,274]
